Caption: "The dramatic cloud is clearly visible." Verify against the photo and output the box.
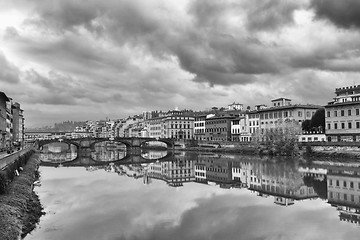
[311,0,360,29]
[0,0,359,126]
[0,51,20,84]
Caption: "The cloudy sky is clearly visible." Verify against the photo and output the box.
[1,0,360,127]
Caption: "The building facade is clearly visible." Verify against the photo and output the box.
[325,86,360,142]
[257,98,320,132]
[205,115,235,141]
[231,117,251,142]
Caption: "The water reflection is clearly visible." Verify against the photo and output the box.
[91,141,127,161]
[327,165,360,224]
[40,142,77,162]
[28,150,360,240]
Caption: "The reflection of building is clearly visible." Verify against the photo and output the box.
[147,156,195,187]
[197,155,234,188]
[142,151,167,160]
[298,167,327,181]
[232,161,251,187]
[241,161,319,206]
[327,166,360,225]
[274,197,294,206]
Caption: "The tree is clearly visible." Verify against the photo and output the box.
[302,119,312,132]
[252,119,301,156]
[310,108,325,132]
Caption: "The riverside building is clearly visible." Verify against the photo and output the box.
[325,85,360,142]
[257,98,321,133]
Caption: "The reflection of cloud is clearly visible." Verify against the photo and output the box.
[30,167,360,240]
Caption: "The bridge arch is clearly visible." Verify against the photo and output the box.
[38,139,81,149]
[89,138,131,149]
[140,138,174,149]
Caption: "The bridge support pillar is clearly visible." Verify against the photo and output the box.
[77,147,92,158]
[127,147,141,155]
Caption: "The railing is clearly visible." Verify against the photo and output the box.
[0,147,34,170]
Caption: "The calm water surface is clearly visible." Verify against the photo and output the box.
[25,150,360,240]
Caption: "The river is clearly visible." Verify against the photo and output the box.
[24,148,360,240]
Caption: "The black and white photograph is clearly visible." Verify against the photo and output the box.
[1,0,360,239]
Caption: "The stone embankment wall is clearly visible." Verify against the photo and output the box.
[0,152,43,240]
[306,145,360,159]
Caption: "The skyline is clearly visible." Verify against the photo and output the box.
[1,0,360,127]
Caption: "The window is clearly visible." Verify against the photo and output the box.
[350,182,354,188]
[357,109,360,115]
[348,122,352,129]
[336,180,339,187]
[342,123,345,129]
[298,111,302,117]
[328,124,331,130]
[334,123,338,129]
[335,111,338,117]
[341,110,344,116]
[348,109,352,116]
[327,111,330,117]
[344,181,347,188]
[357,122,360,129]
[329,179,333,186]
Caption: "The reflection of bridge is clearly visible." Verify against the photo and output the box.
[40,152,175,167]
[37,137,175,160]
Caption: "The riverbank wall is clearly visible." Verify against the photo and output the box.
[0,152,43,240]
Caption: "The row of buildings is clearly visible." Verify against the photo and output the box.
[25,99,322,142]
[25,85,360,143]
[0,92,25,150]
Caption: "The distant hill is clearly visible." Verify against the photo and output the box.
[26,121,86,132]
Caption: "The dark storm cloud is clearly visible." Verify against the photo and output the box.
[0,52,20,84]
[311,0,360,29]
[22,0,302,87]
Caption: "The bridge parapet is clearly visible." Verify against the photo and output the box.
[37,137,175,149]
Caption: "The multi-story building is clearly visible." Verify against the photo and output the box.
[146,113,194,140]
[325,85,360,142]
[257,98,320,132]
[0,92,10,149]
[194,115,206,141]
[227,102,243,111]
[5,98,13,147]
[194,114,215,141]
[146,117,163,138]
[11,102,25,144]
[205,115,236,141]
[231,116,251,142]
[247,111,260,136]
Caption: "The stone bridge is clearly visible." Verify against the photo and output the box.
[38,137,175,149]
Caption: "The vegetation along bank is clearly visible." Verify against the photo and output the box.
[0,151,44,240]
